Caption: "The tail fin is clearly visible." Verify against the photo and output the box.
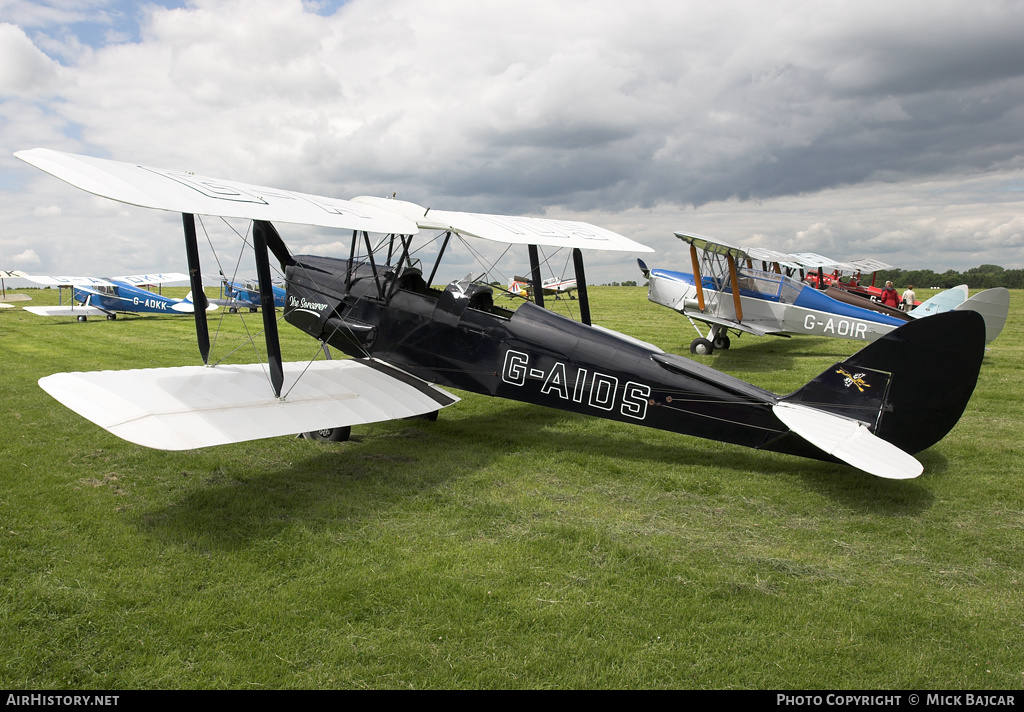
[782,310,985,456]
[955,287,1009,344]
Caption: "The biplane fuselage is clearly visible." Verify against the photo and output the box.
[221,279,287,312]
[72,282,182,315]
[281,254,928,464]
[645,265,906,344]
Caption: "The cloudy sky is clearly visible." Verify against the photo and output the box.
[2,0,1023,285]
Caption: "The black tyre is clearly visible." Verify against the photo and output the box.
[301,426,351,442]
[689,338,714,355]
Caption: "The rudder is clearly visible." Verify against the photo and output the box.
[782,310,985,455]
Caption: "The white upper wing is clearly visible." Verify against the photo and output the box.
[20,275,116,287]
[788,252,856,271]
[112,273,191,285]
[673,231,747,258]
[15,148,419,234]
[354,196,653,252]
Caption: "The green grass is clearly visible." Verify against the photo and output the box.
[1,286,1022,689]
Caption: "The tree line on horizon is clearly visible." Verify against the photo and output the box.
[618,264,1022,289]
[865,264,1024,290]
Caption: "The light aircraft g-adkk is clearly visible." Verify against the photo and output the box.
[639,232,1008,355]
[15,148,988,480]
[21,273,217,321]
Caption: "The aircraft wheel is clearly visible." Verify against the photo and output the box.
[77,315,87,322]
[228,307,237,314]
[106,314,117,320]
[302,426,351,442]
[712,333,731,350]
[689,338,714,355]
[249,307,258,313]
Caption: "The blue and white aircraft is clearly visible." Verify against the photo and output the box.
[217,278,287,313]
[22,273,217,321]
[639,232,1008,354]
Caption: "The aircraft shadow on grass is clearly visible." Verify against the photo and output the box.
[128,399,938,549]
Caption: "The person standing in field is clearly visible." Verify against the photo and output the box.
[880,281,900,308]
[902,284,917,311]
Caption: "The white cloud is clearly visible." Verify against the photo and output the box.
[0,23,64,96]
[12,248,41,266]
[3,0,1024,282]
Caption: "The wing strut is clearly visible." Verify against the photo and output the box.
[572,248,591,326]
[361,231,385,298]
[726,253,743,323]
[346,229,357,289]
[688,244,706,311]
[386,235,414,300]
[528,244,545,309]
[182,213,210,364]
[253,220,284,398]
[426,231,452,288]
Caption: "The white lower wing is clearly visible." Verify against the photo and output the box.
[39,359,458,450]
[772,402,922,480]
[24,305,109,317]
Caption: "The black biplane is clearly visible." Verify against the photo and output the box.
[15,148,986,480]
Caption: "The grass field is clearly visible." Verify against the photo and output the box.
[1,285,1021,689]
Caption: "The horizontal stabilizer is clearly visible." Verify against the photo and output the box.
[170,292,219,312]
[772,402,922,479]
[38,359,459,450]
[24,305,108,317]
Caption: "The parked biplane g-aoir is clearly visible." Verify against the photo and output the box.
[16,148,989,480]
[639,232,1009,354]
[793,251,1011,346]
[21,273,216,321]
